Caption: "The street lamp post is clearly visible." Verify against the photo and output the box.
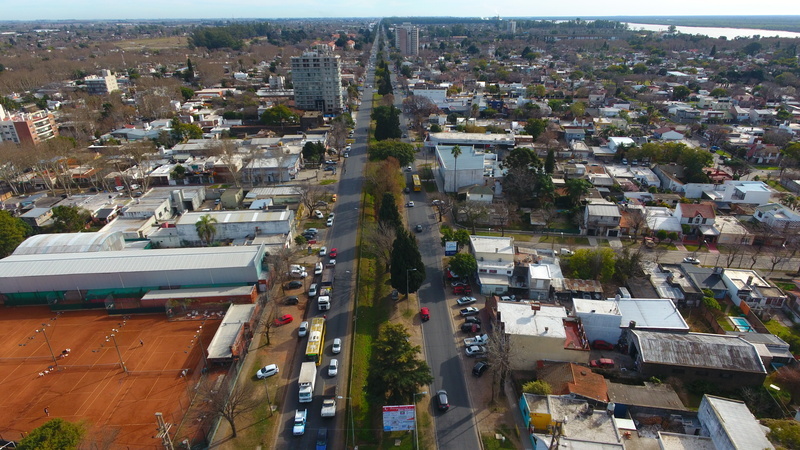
[195,325,209,370]
[36,324,58,368]
[337,396,355,449]
[413,391,428,450]
[406,268,417,312]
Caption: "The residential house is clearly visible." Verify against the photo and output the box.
[628,330,767,389]
[470,236,515,295]
[674,202,716,238]
[753,203,800,234]
[607,136,635,153]
[464,184,493,203]
[746,141,781,164]
[697,395,774,450]
[714,215,754,245]
[722,268,787,311]
[573,297,690,346]
[749,108,777,125]
[683,180,775,205]
[536,362,609,403]
[730,105,750,122]
[583,201,621,237]
[653,127,684,141]
[653,164,686,192]
[519,395,623,450]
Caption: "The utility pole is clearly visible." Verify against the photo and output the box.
[155,412,175,450]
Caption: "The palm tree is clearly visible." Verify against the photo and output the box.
[195,214,218,246]
[450,145,462,194]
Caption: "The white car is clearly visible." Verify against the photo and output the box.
[332,338,342,354]
[326,218,334,227]
[319,247,327,256]
[298,321,309,337]
[308,283,318,297]
[314,210,324,219]
[328,359,339,377]
[683,256,701,265]
[328,259,336,266]
[406,201,415,207]
[256,363,279,379]
[456,296,477,305]
[315,262,324,275]
[328,212,335,219]
[466,345,487,357]
[292,409,307,436]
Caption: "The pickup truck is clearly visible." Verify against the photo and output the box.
[321,384,337,417]
[464,334,489,346]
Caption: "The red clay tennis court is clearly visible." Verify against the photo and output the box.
[0,306,219,447]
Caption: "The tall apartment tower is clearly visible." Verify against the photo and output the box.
[508,20,517,35]
[290,47,343,114]
[395,23,419,56]
[0,105,58,146]
[84,69,119,95]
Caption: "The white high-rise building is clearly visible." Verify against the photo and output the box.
[395,23,419,56]
[84,69,119,95]
[290,48,343,114]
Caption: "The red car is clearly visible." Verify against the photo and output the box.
[592,340,615,350]
[420,307,430,322]
[329,248,338,258]
[453,285,472,295]
[274,314,294,326]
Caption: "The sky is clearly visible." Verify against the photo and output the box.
[3,0,800,21]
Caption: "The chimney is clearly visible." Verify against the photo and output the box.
[746,276,754,286]
[629,320,636,329]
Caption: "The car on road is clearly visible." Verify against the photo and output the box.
[404,187,411,193]
[472,361,489,377]
[460,307,480,316]
[286,281,303,290]
[415,224,423,233]
[326,218,334,227]
[406,166,413,172]
[314,210,324,219]
[308,284,318,297]
[315,428,328,450]
[420,307,430,321]
[406,201,414,207]
[683,256,701,264]
[332,338,342,354]
[319,246,327,256]
[324,166,335,171]
[456,296,477,305]
[284,296,299,305]
[315,262,324,275]
[328,258,336,266]
[292,409,307,436]
[465,345,487,357]
[328,359,338,377]
[331,194,337,202]
[329,248,338,258]
[256,363,279,379]
[344,152,349,158]
[274,314,294,326]
[592,340,615,350]
[436,390,450,411]
[298,321,309,337]
[590,358,615,368]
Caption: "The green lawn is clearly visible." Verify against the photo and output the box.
[319,179,337,185]
[598,240,611,247]
[478,231,535,242]
[539,235,590,246]
[766,180,789,192]
[482,427,518,450]
[684,244,709,253]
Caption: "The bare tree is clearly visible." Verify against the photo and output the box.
[491,201,514,237]
[458,200,491,234]
[328,117,349,159]
[402,95,439,133]
[366,222,397,271]
[724,244,746,267]
[748,245,763,269]
[262,293,280,346]
[121,140,159,192]
[767,245,790,273]
[199,377,259,438]
[486,320,512,404]
[297,181,330,217]
[430,192,453,222]
[705,125,729,148]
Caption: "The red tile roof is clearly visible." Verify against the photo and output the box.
[679,202,715,219]
[537,362,609,402]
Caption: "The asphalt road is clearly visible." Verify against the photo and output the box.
[272,56,376,450]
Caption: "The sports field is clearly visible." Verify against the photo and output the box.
[0,306,219,447]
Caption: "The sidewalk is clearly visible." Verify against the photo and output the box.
[504,379,533,450]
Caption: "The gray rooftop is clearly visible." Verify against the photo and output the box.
[141,285,255,301]
[606,381,687,411]
[701,395,774,450]
[12,231,126,255]
[206,304,257,360]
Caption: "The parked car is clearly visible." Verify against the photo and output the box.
[325,160,337,165]
[256,363,279,379]
[472,361,489,377]
[326,218,334,227]
[308,284,318,297]
[315,428,328,450]
[293,409,307,436]
[683,256,700,264]
[404,187,411,193]
[328,259,336,266]
[461,322,481,333]
[284,296,299,305]
[314,210,324,219]
[590,358,615,369]
[436,390,450,411]
[274,314,294,326]
[332,338,342,354]
[420,307,430,321]
[329,248,338,258]
[592,340,615,350]
[328,359,339,377]
[328,212,335,220]
[464,334,489,346]
[453,285,472,295]
[324,166,335,171]
[465,345,487,357]
[319,247,328,256]
[456,296,477,305]
[464,316,481,325]
[315,262,324,275]
[286,281,303,290]
[298,321,309,337]
[406,166,413,172]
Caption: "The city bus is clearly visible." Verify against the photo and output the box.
[304,317,326,365]
[412,174,422,192]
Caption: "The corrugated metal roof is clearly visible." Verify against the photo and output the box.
[0,246,262,278]
[587,204,621,217]
[632,330,765,373]
[12,231,126,255]
[142,285,255,301]
[207,304,257,360]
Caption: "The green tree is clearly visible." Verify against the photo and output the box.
[522,380,552,395]
[656,229,668,241]
[544,149,556,174]
[17,418,85,450]
[302,141,326,163]
[260,105,299,125]
[372,105,401,141]
[449,253,477,278]
[368,140,415,166]
[764,419,800,449]
[184,58,195,81]
[390,229,426,295]
[524,118,548,139]
[0,210,31,257]
[171,164,186,180]
[564,178,591,207]
[569,102,586,117]
[366,323,434,405]
[170,117,202,143]
[672,85,691,101]
[51,206,91,233]
[195,214,218,246]
[378,193,402,230]
[568,248,616,282]
[179,86,195,101]
[709,88,728,98]
[430,124,442,132]
[450,145,462,193]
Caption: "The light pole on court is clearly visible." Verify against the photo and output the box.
[36,323,58,368]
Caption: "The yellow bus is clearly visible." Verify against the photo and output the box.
[305,317,326,365]
[412,174,422,192]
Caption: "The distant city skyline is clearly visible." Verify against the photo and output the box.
[2,1,800,22]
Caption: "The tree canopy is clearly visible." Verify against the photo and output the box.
[390,229,426,294]
[372,105,402,141]
[378,193,402,230]
[449,253,477,278]
[17,418,85,450]
[566,248,616,282]
[366,323,433,405]
[368,140,415,166]
[260,105,299,125]
[0,210,31,257]
[51,206,91,233]
[195,214,218,246]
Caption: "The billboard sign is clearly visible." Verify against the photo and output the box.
[445,241,458,256]
[382,405,416,431]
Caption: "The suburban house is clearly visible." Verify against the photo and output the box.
[536,362,609,403]
[697,395,774,450]
[519,395,623,449]
[753,203,800,234]
[583,201,621,237]
[683,180,775,204]
[573,298,690,346]
[722,268,787,311]
[470,235,515,295]
[653,164,686,192]
[673,202,716,239]
[495,302,589,369]
[653,127,684,141]
[607,136,635,153]
[746,141,781,164]
[464,184,494,203]
[628,330,768,389]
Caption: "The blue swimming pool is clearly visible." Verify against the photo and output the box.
[730,316,754,332]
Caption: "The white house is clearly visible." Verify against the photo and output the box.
[573,297,690,345]
[682,180,775,204]
[607,137,635,153]
[170,210,295,246]
[753,203,800,234]
[470,235,515,295]
[722,268,787,311]
[435,145,486,193]
[697,395,774,450]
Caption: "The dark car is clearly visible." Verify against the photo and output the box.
[461,322,481,333]
[436,390,450,411]
[464,316,481,325]
[415,224,423,233]
[284,296,299,305]
[324,166,336,171]
[472,361,489,377]
[285,281,303,290]
[592,340,615,351]
[420,307,430,322]
[315,428,328,450]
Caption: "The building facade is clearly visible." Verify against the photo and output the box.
[84,70,119,95]
[395,23,419,56]
[290,48,343,114]
[0,106,58,145]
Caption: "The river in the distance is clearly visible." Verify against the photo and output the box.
[625,22,800,39]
